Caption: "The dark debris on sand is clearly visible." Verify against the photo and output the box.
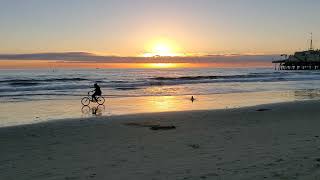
[256,108,271,112]
[124,122,176,130]
[150,125,176,130]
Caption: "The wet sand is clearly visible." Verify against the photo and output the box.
[1,100,320,179]
[0,90,309,127]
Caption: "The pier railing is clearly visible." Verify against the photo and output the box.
[272,60,320,70]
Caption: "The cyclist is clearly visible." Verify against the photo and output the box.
[90,83,102,102]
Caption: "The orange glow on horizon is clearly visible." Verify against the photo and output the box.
[143,63,179,68]
[0,60,272,69]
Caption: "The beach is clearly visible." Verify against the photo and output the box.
[1,100,320,180]
[2,0,320,179]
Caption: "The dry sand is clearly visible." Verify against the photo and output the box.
[1,100,320,179]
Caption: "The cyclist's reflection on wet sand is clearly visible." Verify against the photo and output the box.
[81,104,105,116]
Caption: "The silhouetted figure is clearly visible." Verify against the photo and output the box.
[191,96,195,102]
[90,83,102,102]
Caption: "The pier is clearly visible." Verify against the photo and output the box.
[273,33,320,70]
[273,59,320,70]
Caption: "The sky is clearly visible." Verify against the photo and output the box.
[0,0,320,57]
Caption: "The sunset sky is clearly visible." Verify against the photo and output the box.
[1,0,320,57]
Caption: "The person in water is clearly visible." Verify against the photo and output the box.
[90,83,102,102]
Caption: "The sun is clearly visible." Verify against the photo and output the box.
[143,39,183,57]
[153,43,171,55]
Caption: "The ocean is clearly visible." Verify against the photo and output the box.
[1,67,320,101]
[1,67,320,127]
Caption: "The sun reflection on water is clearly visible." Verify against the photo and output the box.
[143,63,181,68]
[150,96,179,111]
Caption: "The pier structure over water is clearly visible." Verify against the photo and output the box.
[273,50,320,70]
[273,33,320,70]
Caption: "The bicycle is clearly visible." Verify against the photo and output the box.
[81,91,105,106]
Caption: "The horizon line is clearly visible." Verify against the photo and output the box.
[0,51,281,61]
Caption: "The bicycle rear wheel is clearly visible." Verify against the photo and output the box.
[81,105,91,114]
[97,96,105,105]
[81,97,90,106]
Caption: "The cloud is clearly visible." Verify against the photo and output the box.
[0,52,279,63]
[0,52,106,61]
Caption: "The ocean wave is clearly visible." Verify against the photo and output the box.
[1,73,318,95]
[151,74,268,81]
[0,84,90,93]
[0,77,88,84]
[2,69,320,100]
[9,82,40,86]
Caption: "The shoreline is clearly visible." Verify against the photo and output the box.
[0,99,316,130]
[1,90,318,128]
[2,100,320,179]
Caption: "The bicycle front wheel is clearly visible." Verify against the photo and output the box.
[81,97,90,106]
[97,96,105,105]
